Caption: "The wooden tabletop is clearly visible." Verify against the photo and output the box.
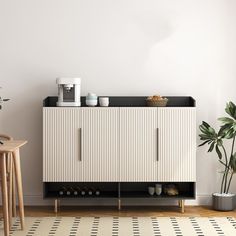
[0,140,27,153]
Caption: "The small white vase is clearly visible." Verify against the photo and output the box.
[155,184,162,196]
[148,187,155,196]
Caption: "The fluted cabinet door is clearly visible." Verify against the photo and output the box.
[81,108,119,181]
[120,108,158,181]
[43,108,83,182]
[157,108,196,182]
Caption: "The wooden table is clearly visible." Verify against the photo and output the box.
[0,140,27,236]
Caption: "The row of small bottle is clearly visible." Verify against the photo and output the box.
[58,187,100,196]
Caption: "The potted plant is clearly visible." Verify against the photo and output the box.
[199,101,236,211]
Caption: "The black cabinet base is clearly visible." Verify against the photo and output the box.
[44,182,195,213]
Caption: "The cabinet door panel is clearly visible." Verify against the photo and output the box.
[158,108,196,181]
[81,108,119,181]
[120,108,158,181]
[43,108,82,182]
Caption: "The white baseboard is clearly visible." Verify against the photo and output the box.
[19,194,212,206]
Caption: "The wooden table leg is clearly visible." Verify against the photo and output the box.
[13,148,25,230]
[1,153,10,236]
[12,160,17,217]
[7,153,13,227]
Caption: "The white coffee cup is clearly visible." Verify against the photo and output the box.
[148,187,155,196]
[99,97,109,107]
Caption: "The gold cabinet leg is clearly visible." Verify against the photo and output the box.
[181,200,185,213]
[54,199,58,213]
[178,200,182,208]
[118,199,121,211]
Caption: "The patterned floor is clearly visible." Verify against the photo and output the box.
[0,217,236,236]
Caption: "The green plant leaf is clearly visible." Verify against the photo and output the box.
[224,128,235,139]
[199,125,210,135]
[199,134,212,140]
[208,127,216,134]
[208,142,215,152]
[218,117,234,124]
[233,123,236,132]
[217,139,223,146]
[198,140,210,147]
[218,124,231,137]
[202,121,211,128]
[215,145,222,159]
[199,122,213,135]
[229,153,236,173]
[225,101,236,120]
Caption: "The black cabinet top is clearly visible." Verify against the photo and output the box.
[43,96,196,107]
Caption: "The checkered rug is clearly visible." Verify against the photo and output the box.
[0,217,236,236]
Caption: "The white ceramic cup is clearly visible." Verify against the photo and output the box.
[99,97,109,107]
[155,184,162,195]
[148,187,155,196]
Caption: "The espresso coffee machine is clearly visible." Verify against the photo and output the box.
[56,78,81,107]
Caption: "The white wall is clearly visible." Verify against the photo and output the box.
[0,0,236,206]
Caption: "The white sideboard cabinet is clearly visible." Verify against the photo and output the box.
[43,96,196,212]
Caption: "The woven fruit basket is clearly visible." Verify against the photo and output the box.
[146,97,168,107]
